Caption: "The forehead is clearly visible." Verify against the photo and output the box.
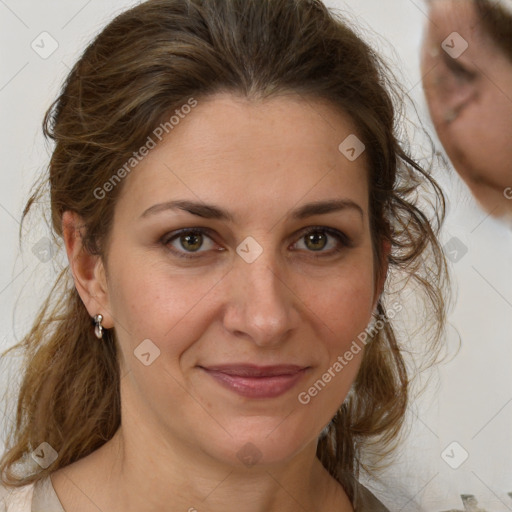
[427,0,482,39]
[115,92,370,224]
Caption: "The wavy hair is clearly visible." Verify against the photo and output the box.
[0,0,448,503]
[475,0,512,60]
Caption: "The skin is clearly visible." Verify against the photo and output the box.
[56,92,387,512]
[421,0,512,219]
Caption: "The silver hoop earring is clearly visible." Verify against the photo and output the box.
[93,314,104,339]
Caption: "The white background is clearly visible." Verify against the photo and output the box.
[1,1,511,510]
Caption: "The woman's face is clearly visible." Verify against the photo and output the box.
[95,93,383,468]
[421,0,512,216]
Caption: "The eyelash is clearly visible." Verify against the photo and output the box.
[161,226,352,260]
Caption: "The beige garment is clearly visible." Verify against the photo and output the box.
[0,475,390,511]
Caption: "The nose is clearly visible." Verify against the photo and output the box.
[222,248,299,347]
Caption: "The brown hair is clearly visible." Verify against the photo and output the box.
[475,0,512,60]
[0,0,448,502]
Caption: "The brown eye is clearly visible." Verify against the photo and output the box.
[304,232,328,251]
[293,227,351,257]
[162,228,218,259]
[179,232,203,252]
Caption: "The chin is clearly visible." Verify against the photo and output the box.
[469,184,512,220]
[203,423,312,469]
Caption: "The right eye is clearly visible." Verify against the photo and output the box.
[161,228,222,259]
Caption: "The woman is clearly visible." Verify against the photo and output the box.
[0,0,447,510]
[421,0,512,221]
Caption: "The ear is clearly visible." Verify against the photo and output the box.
[372,238,391,311]
[62,210,114,329]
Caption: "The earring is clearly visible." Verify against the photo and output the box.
[93,314,104,339]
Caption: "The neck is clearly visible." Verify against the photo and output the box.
[92,424,351,512]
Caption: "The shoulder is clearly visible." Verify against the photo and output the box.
[0,480,35,511]
[1,476,65,512]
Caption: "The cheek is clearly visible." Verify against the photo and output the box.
[294,270,374,424]
[441,91,512,186]
[107,252,224,355]
[302,260,376,351]
[324,276,374,329]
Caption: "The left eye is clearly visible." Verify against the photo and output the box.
[292,227,350,255]
[162,227,350,259]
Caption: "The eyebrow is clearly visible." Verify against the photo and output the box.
[139,198,364,222]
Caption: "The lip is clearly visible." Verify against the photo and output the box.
[199,364,309,399]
